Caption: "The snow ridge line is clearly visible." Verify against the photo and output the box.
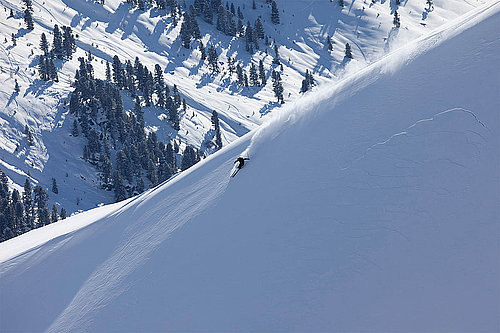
[241,0,500,160]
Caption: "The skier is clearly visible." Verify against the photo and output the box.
[231,157,249,177]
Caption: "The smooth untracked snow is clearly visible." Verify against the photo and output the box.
[1,3,499,331]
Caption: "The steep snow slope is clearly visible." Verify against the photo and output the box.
[1,2,499,331]
[0,0,487,213]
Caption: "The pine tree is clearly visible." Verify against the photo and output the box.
[180,145,199,170]
[71,120,79,136]
[199,41,206,60]
[134,96,144,122]
[112,55,124,87]
[53,25,64,59]
[271,0,280,24]
[11,33,16,47]
[203,0,213,23]
[211,111,222,148]
[154,64,165,95]
[40,33,49,55]
[47,58,58,82]
[300,79,309,93]
[23,0,33,12]
[306,69,314,87]
[207,45,219,73]
[51,178,58,194]
[272,70,284,103]
[38,55,47,80]
[194,0,204,15]
[105,61,111,81]
[273,43,280,65]
[157,0,167,9]
[167,97,180,130]
[33,185,49,227]
[326,35,333,51]
[227,56,235,75]
[216,5,225,32]
[11,189,25,234]
[14,79,20,93]
[173,84,181,106]
[51,204,59,223]
[426,0,433,10]
[258,60,266,85]
[254,18,264,39]
[236,64,244,85]
[345,42,353,58]
[245,21,254,52]
[25,125,34,145]
[62,26,76,58]
[190,15,202,39]
[180,12,193,48]
[338,0,344,7]
[393,10,400,28]
[60,207,67,220]
[249,63,259,86]
[113,171,127,202]
[83,145,89,160]
[24,9,34,30]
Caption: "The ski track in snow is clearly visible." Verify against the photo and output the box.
[46,159,232,332]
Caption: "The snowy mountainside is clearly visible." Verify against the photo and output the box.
[1,2,498,331]
[0,0,487,214]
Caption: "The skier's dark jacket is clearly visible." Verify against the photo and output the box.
[235,157,245,169]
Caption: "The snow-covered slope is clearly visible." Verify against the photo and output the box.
[1,2,499,331]
[0,0,488,213]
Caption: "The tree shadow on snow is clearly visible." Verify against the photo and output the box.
[25,79,53,98]
[5,92,18,109]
